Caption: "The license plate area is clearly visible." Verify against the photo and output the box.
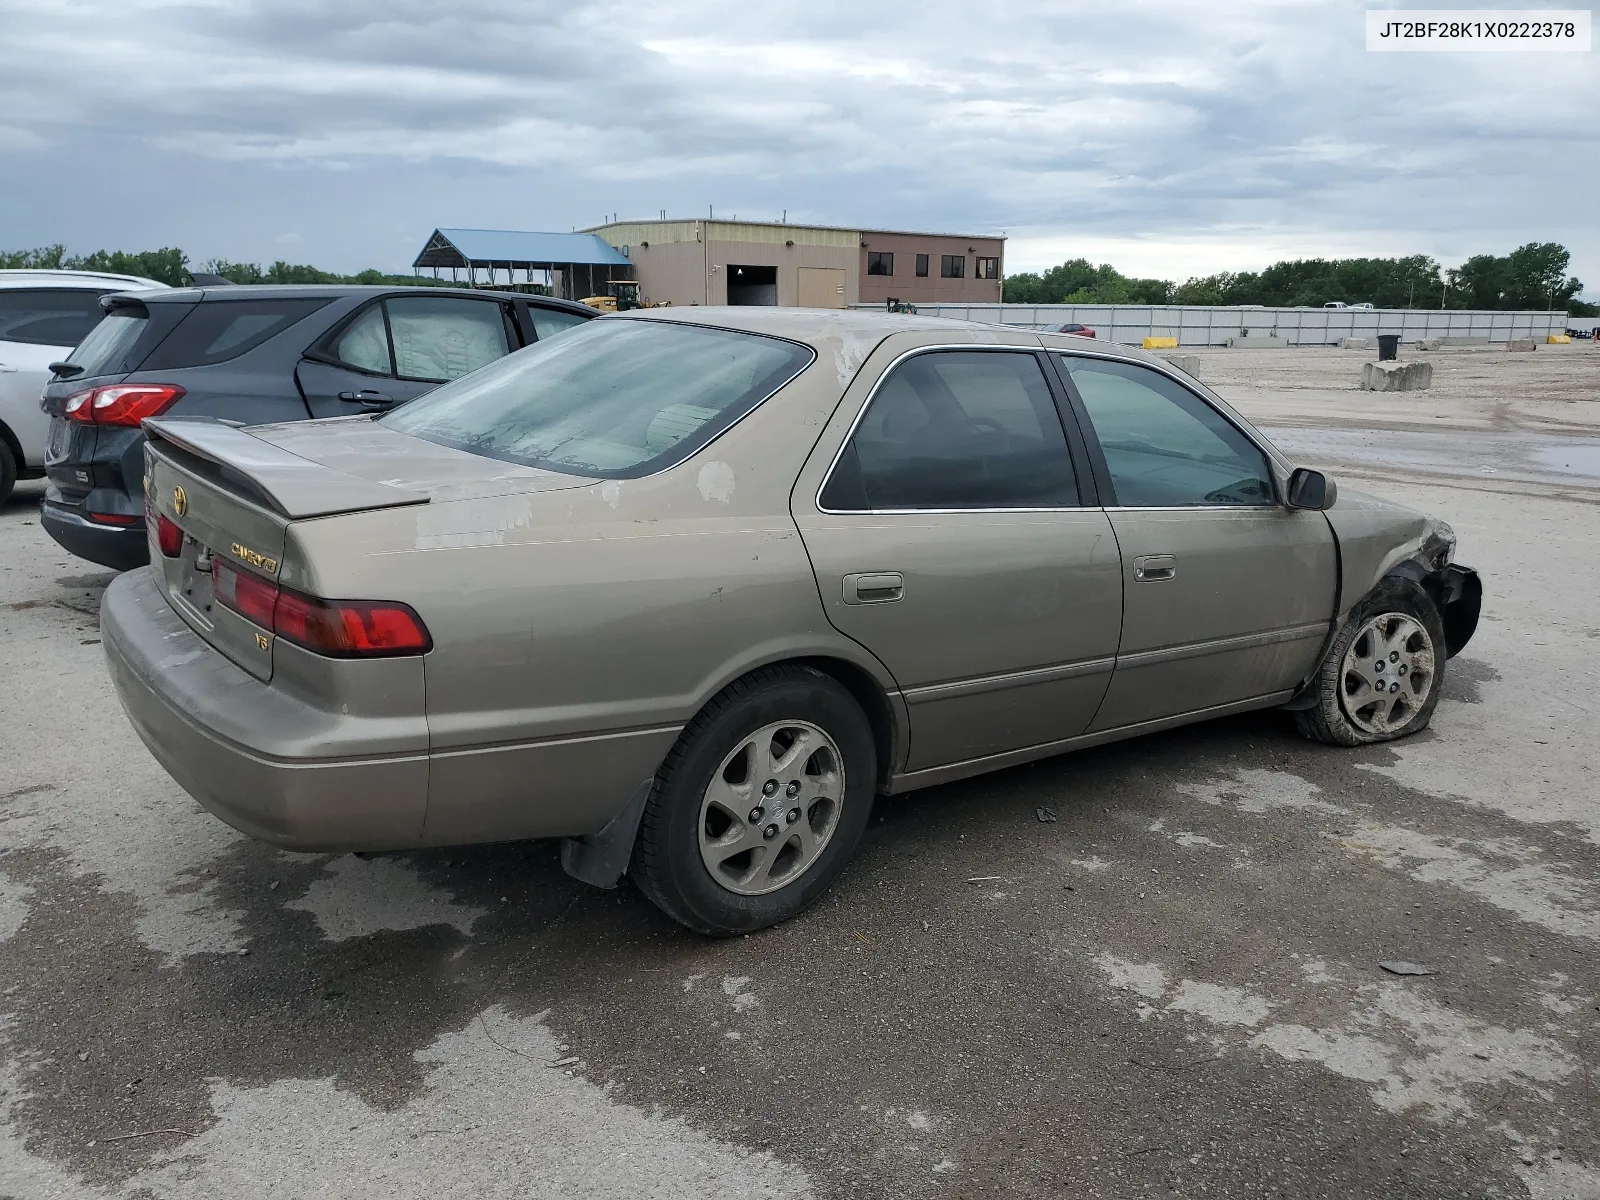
[167,538,217,630]
[45,417,73,465]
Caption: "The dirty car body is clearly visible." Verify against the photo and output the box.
[100,309,1481,933]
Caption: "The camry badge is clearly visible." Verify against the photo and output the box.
[230,542,280,574]
[173,485,188,517]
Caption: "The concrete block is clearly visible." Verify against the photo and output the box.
[1548,334,1571,344]
[1161,354,1201,377]
[1507,338,1537,352]
[1226,335,1286,348]
[1143,336,1178,350]
[1360,361,1433,392]
[1338,337,1370,349]
[1414,338,1442,351]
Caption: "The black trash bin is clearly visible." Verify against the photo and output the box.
[1377,334,1400,361]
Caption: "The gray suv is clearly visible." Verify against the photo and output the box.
[40,284,595,569]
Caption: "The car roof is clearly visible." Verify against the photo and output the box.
[0,268,169,291]
[114,283,594,315]
[619,305,1168,369]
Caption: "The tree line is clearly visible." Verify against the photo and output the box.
[1002,242,1593,314]
[6,239,1592,314]
[0,244,437,289]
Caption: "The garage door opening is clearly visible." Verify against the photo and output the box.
[727,264,777,306]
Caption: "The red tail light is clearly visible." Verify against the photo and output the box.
[211,560,431,658]
[156,513,184,557]
[64,384,185,426]
[211,559,280,628]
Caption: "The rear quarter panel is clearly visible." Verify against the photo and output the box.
[281,331,904,844]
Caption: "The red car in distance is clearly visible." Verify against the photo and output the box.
[1052,323,1096,338]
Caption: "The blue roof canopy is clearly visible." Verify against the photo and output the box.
[414,228,630,269]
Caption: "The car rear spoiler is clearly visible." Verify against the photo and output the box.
[143,416,430,520]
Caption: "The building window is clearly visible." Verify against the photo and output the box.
[915,254,929,278]
[941,254,966,279]
[867,251,894,277]
[975,256,1000,280]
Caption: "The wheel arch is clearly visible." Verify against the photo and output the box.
[681,634,907,789]
[1384,559,1481,658]
[1285,564,1468,711]
[0,417,24,471]
[560,646,907,892]
[790,654,902,792]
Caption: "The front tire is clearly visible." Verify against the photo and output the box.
[631,665,877,936]
[1295,577,1447,747]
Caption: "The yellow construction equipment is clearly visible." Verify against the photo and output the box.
[580,280,653,312]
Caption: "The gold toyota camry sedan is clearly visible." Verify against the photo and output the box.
[102,309,1480,935]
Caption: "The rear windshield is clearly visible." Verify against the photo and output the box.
[382,319,814,479]
[0,289,106,348]
[141,298,333,369]
[65,305,148,376]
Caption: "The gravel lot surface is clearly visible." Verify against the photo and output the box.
[2,343,1597,1199]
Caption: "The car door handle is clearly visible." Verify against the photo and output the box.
[842,572,903,604]
[337,389,395,409]
[0,363,18,373]
[1133,554,1177,582]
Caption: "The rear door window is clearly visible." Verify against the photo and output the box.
[332,303,393,375]
[141,298,332,370]
[525,304,590,342]
[64,305,149,376]
[386,296,511,382]
[0,289,108,348]
[822,350,1079,511]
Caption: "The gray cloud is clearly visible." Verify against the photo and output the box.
[0,0,1594,288]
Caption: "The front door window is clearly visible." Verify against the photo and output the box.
[1061,357,1273,506]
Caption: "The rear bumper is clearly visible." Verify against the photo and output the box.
[42,494,149,571]
[101,569,429,852]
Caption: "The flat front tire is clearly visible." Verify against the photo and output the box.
[1295,577,1447,747]
[631,665,877,936]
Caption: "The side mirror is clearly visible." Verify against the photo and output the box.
[1287,467,1337,511]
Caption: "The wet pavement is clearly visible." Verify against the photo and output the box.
[3,415,1599,1199]
[1264,425,1600,489]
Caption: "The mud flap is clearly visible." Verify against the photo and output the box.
[560,779,653,889]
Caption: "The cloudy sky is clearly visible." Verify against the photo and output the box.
[1,0,1595,291]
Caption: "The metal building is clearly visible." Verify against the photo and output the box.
[584,219,1005,309]
[412,228,633,300]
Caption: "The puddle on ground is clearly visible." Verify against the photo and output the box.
[1262,427,1600,486]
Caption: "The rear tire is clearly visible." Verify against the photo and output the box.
[1295,577,1447,747]
[631,665,877,936]
[0,439,17,506]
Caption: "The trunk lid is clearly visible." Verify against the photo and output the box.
[141,416,591,681]
[249,416,592,503]
[142,417,434,681]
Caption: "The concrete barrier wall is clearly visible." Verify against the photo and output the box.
[854,303,1571,346]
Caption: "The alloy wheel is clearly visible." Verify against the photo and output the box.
[1339,612,1436,735]
[697,720,845,896]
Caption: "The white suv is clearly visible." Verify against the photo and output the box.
[0,269,168,503]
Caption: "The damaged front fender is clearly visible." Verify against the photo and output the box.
[1403,562,1482,658]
